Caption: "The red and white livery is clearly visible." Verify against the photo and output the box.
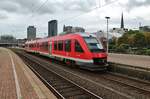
[25,32,107,71]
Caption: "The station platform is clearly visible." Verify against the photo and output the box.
[0,48,57,99]
[108,53,150,69]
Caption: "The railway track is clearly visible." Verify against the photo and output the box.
[16,51,102,99]
[13,49,150,99]
[100,73,150,94]
[28,51,150,94]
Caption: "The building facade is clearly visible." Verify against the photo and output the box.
[27,26,36,40]
[139,26,150,32]
[63,25,85,33]
[110,28,128,34]
[63,25,72,33]
[48,20,57,37]
[72,27,85,33]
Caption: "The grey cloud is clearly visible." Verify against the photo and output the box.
[0,14,8,19]
[62,0,96,12]
[15,0,55,14]
[2,0,150,16]
[0,1,20,13]
[104,0,150,11]
[0,0,96,15]
[14,0,48,14]
[0,0,54,14]
[105,0,112,3]
[121,0,150,11]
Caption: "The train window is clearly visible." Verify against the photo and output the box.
[75,40,84,53]
[43,42,48,50]
[84,37,104,52]
[30,44,33,48]
[37,43,39,48]
[54,41,57,50]
[40,44,42,48]
[33,43,35,48]
[32,44,34,48]
[58,40,63,51]
[65,40,71,52]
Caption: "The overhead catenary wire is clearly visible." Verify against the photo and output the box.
[31,0,49,18]
[31,0,119,23]
[59,0,119,23]
[29,0,119,36]
[29,0,49,36]
[36,0,49,12]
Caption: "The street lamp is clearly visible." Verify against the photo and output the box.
[105,16,110,54]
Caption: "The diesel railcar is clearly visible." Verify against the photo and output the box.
[25,32,108,71]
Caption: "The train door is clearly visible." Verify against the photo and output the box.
[49,41,52,55]
[74,40,85,58]
[65,40,71,57]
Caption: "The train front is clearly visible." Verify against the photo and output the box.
[81,33,108,71]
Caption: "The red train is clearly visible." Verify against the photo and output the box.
[25,32,108,71]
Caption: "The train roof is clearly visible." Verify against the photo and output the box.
[76,32,96,37]
[25,32,96,44]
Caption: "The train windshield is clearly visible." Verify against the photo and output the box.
[84,37,105,52]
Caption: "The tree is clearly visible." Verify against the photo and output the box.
[117,35,128,46]
[128,35,134,47]
[127,30,140,35]
[110,36,117,45]
[133,33,145,48]
[115,43,129,53]
[143,32,150,48]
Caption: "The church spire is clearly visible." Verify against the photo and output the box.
[121,12,124,28]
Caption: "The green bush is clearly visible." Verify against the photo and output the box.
[135,50,146,55]
[115,44,129,53]
[120,44,130,49]
[115,48,125,53]
[146,49,150,55]
[109,44,116,49]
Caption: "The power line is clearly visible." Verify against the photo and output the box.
[31,0,49,17]
[59,0,119,23]
[29,0,49,28]
[31,0,118,23]
[36,0,49,12]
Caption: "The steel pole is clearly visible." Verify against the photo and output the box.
[105,17,110,54]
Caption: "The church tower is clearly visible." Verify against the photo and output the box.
[121,13,124,28]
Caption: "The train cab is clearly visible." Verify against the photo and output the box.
[74,33,107,70]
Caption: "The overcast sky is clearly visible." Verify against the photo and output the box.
[0,0,150,39]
